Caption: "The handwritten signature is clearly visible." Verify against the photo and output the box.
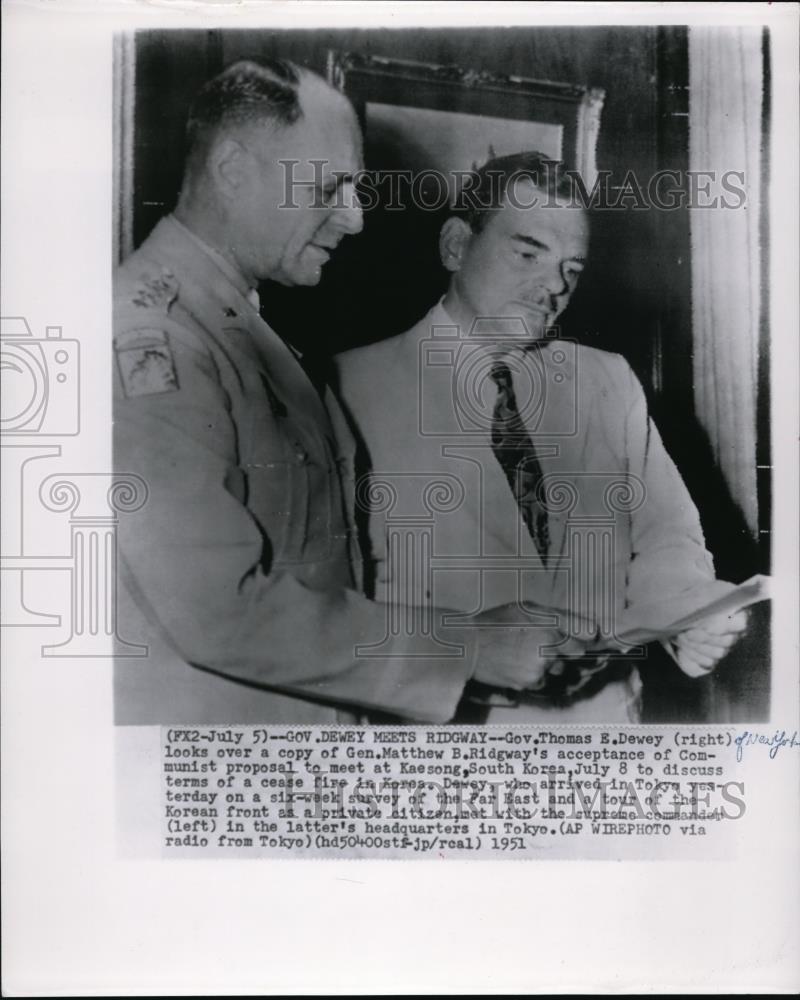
[734,729,800,761]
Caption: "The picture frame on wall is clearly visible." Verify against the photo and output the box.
[327,50,606,195]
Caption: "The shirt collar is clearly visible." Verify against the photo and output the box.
[168,214,260,313]
[433,296,456,327]
[432,296,554,361]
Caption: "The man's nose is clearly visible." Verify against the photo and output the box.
[538,261,570,297]
[330,181,364,235]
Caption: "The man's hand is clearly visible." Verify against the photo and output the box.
[667,610,748,678]
[465,604,588,690]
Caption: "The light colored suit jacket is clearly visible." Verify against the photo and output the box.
[336,302,718,722]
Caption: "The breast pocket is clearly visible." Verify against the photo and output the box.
[237,365,344,567]
[242,435,314,567]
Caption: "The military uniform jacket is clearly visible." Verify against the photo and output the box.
[113,217,473,724]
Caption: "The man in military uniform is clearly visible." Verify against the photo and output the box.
[114,62,583,725]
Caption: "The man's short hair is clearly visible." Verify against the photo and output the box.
[454,151,577,232]
[185,59,304,164]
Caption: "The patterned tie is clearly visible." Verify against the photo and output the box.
[489,359,550,566]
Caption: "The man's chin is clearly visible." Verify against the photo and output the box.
[503,305,551,336]
[290,244,333,286]
[271,266,325,288]
[295,269,324,287]
[514,316,550,341]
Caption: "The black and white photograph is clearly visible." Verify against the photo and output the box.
[2,1,798,995]
[114,24,770,727]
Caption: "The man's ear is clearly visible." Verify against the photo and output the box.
[210,137,248,196]
[439,217,472,272]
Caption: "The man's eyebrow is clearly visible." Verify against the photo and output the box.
[511,234,549,251]
[511,233,587,264]
[295,171,354,189]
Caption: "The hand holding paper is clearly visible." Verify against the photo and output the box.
[611,574,771,648]
[665,608,749,678]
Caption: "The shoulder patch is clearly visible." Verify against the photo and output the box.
[115,328,179,398]
[130,268,179,312]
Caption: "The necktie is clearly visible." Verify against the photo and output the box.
[490,359,550,565]
[485,359,614,706]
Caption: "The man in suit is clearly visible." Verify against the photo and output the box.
[336,151,747,723]
[113,65,580,725]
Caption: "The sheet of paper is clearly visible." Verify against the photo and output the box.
[615,575,772,645]
[2,2,797,997]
